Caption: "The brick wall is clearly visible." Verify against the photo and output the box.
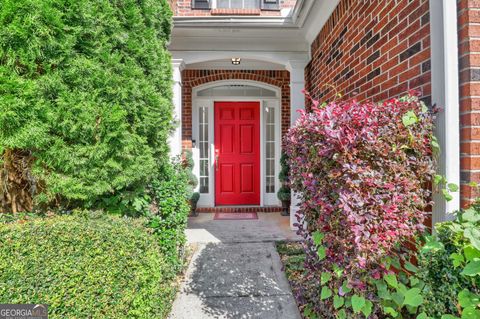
[305,0,431,108]
[172,0,296,16]
[459,0,480,207]
[181,70,290,149]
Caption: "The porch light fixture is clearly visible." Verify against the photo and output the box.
[231,58,241,65]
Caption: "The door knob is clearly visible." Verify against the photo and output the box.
[215,150,219,170]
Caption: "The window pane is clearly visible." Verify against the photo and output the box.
[217,0,229,8]
[231,0,243,8]
[264,106,276,194]
[266,159,274,176]
[266,177,274,193]
[266,142,274,159]
[244,0,258,8]
[200,177,209,193]
[267,125,275,140]
[197,85,275,97]
[266,108,275,123]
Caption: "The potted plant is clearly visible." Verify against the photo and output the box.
[183,150,200,217]
[190,192,200,216]
[277,152,291,216]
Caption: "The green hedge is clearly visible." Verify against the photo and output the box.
[0,0,173,209]
[0,213,176,318]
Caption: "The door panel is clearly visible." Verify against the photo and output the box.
[215,102,260,205]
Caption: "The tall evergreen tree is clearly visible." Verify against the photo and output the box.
[0,0,174,212]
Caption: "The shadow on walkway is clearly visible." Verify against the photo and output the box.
[169,213,302,319]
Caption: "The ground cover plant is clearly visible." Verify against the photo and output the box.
[0,212,176,318]
[0,0,174,212]
[284,92,436,318]
[415,202,480,319]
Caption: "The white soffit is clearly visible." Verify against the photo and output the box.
[170,0,341,65]
[169,27,309,52]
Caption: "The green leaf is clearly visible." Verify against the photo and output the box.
[397,283,408,295]
[375,280,391,300]
[361,300,373,318]
[391,257,402,269]
[461,307,480,319]
[333,295,344,309]
[384,273,398,288]
[417,313,429,319]
[461,260,480,276]
[384,307,398,317]
[402,110,418,126]
[303,305,313,317]
[403,288,423,307]
[464,246,480,261]
[405,261,418,273]
[317,246,326,260]
[469,181,479,188]
[320,287,332,300]
[337,309,346,319]
[441,315,459,319]
[421,236,445,253]
[434,174,443,186]
[431,136,440,152]
[464,228,480,251]
[462,208,480,223]
[410,276,420,287]
[312,231,324,246]
[442,189,453,202]
[448,183,459,192]
[351,295,366,314]
[392,292,405,306]
[333,264,343,277]
[450,253,465,268]
[321,272,332,284]
[341,281,352,294]
[458,289,480,308]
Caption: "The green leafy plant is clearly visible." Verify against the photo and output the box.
[277,152,291,215]
[183,150,200,215]
[416,203,480,319]
[285,93,436,318]
[146,162,191,271]
[0,212,176,318]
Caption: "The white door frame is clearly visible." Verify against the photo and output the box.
[191,80,282,207]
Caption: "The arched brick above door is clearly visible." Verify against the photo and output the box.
[181,70,290,149]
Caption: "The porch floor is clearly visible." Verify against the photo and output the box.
[169,213,301,319]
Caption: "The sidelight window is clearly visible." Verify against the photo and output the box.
[199,106,209,193]
[265,106,275,193]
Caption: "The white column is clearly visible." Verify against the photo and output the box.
[171,59,185,158]
[429,0,460,223]
[287,60,308,230]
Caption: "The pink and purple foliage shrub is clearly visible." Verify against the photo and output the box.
[285,92,436,317]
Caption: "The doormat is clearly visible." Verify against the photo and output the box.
[213,212,258,220]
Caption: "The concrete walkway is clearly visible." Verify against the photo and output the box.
[169,213,301,319]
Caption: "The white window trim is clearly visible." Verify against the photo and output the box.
[192,80,282,207]
[211,0,261,10]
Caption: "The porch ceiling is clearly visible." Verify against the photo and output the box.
[187,58,285,70]
[169,0,340,69]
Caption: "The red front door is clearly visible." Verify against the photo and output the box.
[214,102,260,205]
